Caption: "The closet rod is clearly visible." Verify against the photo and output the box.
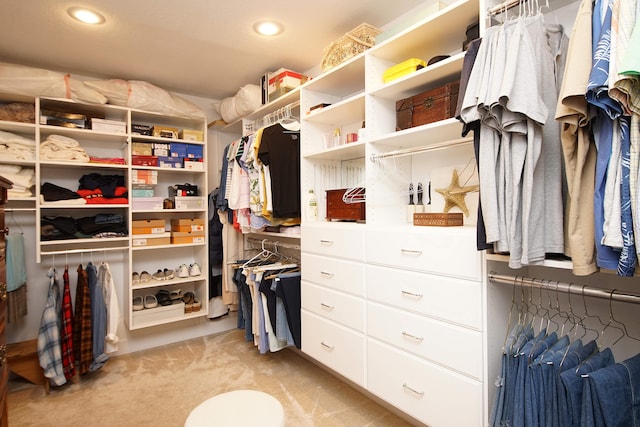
[246,237,300,251]
[40,246,128,256]
[488,272,640,305]
[487,0,527,16]
[369,137,473,162]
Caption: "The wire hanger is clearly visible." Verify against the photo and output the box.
[9,211,24,235]
[602,289,640,346]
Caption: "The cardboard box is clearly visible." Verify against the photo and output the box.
[132,123,153,135]
[152,125,179,139]
[170,142,187,158]
[267,68,309,102]
[158,156,183,168]
[186,144,203,159]
[131,233,171,247]
[179,129,204,142]
[152,142,171,157]
[132,170,158,185]
[91,118,126,134]
[170,230,206,244]
[174,196,206,210]
[132,219,165,235]
[184,159,204,170]
[132,142,153,156]
[132,197,164,210]
[132,301,186,327]
[171,218,204,232]
[131,155,158,167]
[131,186,155,197]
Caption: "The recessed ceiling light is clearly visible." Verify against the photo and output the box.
[253,21,283,36]
[67,7,105,25]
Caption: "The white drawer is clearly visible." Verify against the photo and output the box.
[301,222,365,260]
[366,264,482,329]
[367,302,483,380]
[368,339,483,427]
[302,281,365,331]
[301,310,366,387]
[366,226,482,280]
[301,252,365,296]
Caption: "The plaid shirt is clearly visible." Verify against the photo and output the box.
[37,268,67,386]
[73,264,93,375]
[61,266,76,379]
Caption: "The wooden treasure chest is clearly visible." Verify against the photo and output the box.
[326,188,366,222]
[396,80,460,131]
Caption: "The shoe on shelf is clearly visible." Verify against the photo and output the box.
[192,297,202,312]
[156,290,172,306]
[189,263,202,277]
[164,268,175,280]
[170,289,182,301]
[144,294,158,309]
[152,269,166,281]
[133,296,144,311]
[176,264,189,278]
[132,272,140,285]
[183,291,195,313]
[140,271,152,283]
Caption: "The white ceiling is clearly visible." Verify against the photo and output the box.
[0,0,425,100]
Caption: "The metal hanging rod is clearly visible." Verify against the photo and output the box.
[369,137,473,162]
[246,237,300,251]
[488,272,640,305]
[40,246,128,256]
[488,0,527,16]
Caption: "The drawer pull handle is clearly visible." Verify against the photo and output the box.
[400,249,423,256]
[402,331,424,342]
[320,240,334,245]
[402,382,424,398]
[320,271,334,278]
[401,290,423,299]
[321,341,335,351]
[320,302,335,311]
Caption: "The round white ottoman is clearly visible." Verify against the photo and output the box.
[185,389,285,427]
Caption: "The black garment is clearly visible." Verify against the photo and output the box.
[257,123,301,218]
[76,215,127,235]
[78,173,125,198]
[41,216,77,238]
[208,188,223,266]
[41,182,81,201]
[258,278,277,333]
[274,274,301,349]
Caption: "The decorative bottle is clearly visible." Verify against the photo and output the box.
[306,189,318,221]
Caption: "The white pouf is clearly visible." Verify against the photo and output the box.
[185,389,285,427]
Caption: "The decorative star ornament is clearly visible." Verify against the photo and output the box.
[435,168,479,217]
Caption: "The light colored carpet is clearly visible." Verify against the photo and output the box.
[8,328,414,426]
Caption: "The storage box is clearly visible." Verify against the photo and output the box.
[171,218,205,232]
[170,230,206,244]
[132,142,153,156]
[91,118,126,134]
[132,170,158,185]
[131,186,155,197]
[40,109,88,128]
[179,129,204,142]
[413,212,463,226]
[267,69,309,102]
[184,159,204,170]
[186,143,203,159]
[158,156,183,168]
[131,232,171,247]
[326,188,366,222]
[132,218,166,235]
[132,301,185,327]
[131,155,158,166]
[170,142,187,158]
[152,125,179,139]
[383,58,427,83]
[169,184,198,197]
[174,196,206,210]
[152,142,171,157]
[131,197,164,210]
[131,123,153,135]
[396,80,460,130]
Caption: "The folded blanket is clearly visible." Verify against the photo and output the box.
[40,134,89,162]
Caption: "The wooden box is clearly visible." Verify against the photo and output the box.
[413,212,463,227]
[396,80,460,130]
[326,188,366,222]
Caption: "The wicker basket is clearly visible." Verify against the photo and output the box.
[321,23,381,72]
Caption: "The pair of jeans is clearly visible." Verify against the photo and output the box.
[524,331,559,426]
[561,347,615,426]
[585,352,640,426]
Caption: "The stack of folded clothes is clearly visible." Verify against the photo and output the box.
[41,213,127,240]
[40,173,128,204]
[0,163,34,198]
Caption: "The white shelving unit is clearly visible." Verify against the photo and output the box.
[0,92,210,331]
